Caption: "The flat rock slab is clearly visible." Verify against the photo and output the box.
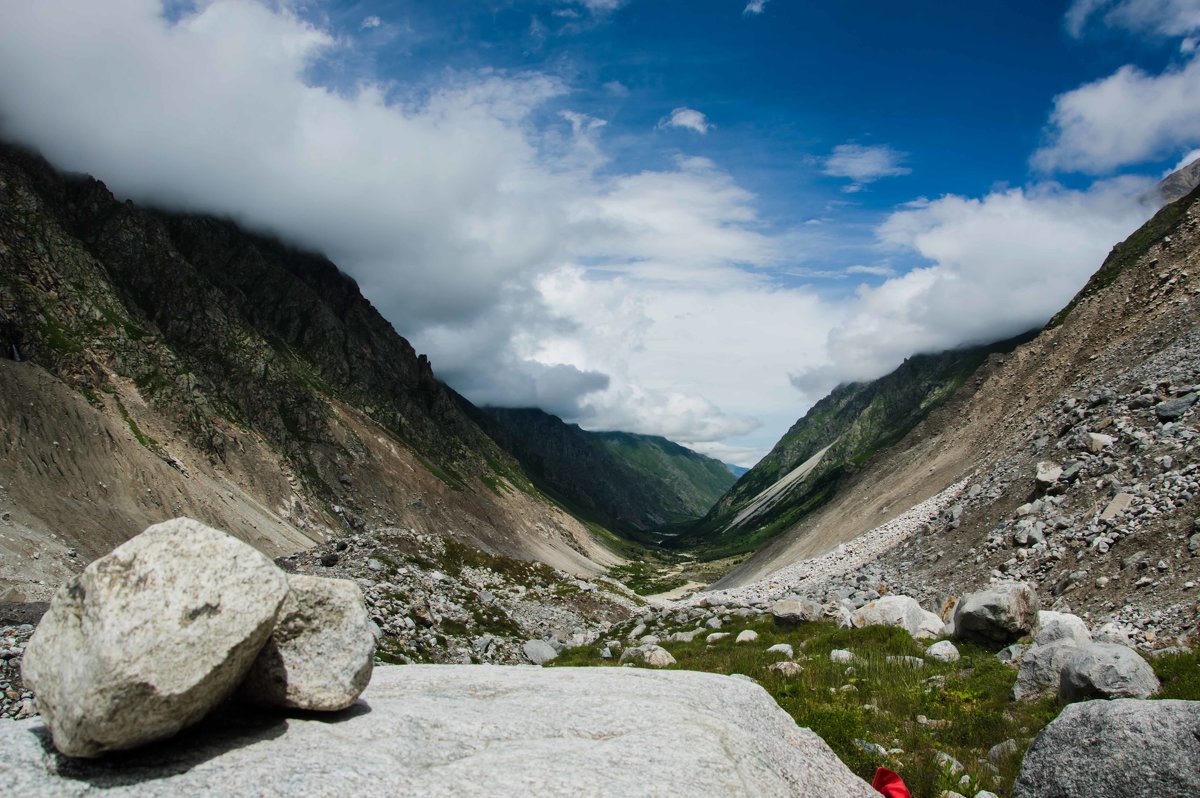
[0,665,877,798]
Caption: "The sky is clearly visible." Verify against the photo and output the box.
[1,1,1199,466]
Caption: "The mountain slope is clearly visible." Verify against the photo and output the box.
[681,332,1035,557]
[466,406,734,536]
[714,181,1200,625]
[0,143,618,601]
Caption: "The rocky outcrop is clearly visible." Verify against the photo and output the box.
[1013,699,1200,798]
[0,665,878,797]
[952,583,1039,647]
[20,519,290,757]
[238,574,374,711]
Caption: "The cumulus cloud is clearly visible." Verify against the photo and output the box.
[0,0,1171,466]
[361,15,381,29]
[744,0,770,15]
[823,144,911,191]
[1032,56,1200,173]
[1065,0,1200,38]
[789,177,1152,397]
[657,107,713,134]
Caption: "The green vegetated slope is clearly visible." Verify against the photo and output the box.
[679,332,1037,558]
[466,407,735,536]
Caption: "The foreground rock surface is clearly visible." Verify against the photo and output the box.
[238,574,374,711]
[0,665,878,797]
[1012,699,1200,798]
[20,519,289,758]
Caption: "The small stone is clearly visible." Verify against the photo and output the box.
[925,641,960,663]
[706,632,729,644]
[765,643,794,658]
[735,630,758,643]
[830,649,855,663]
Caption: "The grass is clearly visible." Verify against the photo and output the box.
[552,617,1062,798]
[1152,647,1200,700]
[113,397,158,451]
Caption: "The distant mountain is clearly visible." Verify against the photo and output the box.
[1156,157,1200,205]
[725,463,750,478]
[0,143,617,601]
[465,407,735,536]
[678,331,1036,558]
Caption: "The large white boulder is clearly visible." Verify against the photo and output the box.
[1032,611,1091,647]
[769,598,823,626]
[0,666,879,797]
[850,595,944,640]
[1013,699,1200,798]
[619,644,677,668]
[21,518,289,757]
[1058,642,1160,702]
[238,574,374,711]
[952,582,1039,646]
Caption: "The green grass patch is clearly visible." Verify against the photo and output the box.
[1152,648,1200,700]
[113,397,158,451]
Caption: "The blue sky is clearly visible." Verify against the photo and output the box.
[2,0,1199,464]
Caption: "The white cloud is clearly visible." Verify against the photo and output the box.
[602,79,629,96]
[789,177,1152,397]
[744,0,770,15]
[1066,0,1200,38]
[823,144,911,191]
[1032,56,1200,173]
[361,15,381,29]
[0,0,1170,467]
[845,264,896,277]
[1170,147,1200,172]
[657,107,713,134]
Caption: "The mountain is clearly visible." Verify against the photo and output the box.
[679,331,1036,557]
[725,463,750,478]
[0,143,619,603]
[712,178,1200,646]
[1156,156,1200,205]
[465,406,735,537]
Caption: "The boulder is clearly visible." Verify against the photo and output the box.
[735,630,758,643]
[952,583,1039,647]
[1035,461,1062,488]
[1012,641,1082,700]
[523,640,559,665]
[1084,432,1115,453]
[238,575,374,711]
[1032,611,1091,647]
[618,644,676,668]
[1058,642,1160,701]
[0,666,879,797]
[1155,393,1197,422]
[850,595,944,640]
[769,598,823,626]
[924,641,960,663]
[1013,699,1200,798]
[20,518,289,757]
[766,643,794,658]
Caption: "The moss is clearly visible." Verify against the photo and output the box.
[114,397,157,451]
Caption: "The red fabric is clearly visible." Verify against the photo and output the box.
[871,767,911,798]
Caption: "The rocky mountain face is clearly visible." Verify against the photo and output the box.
[713,182,1200,650]
[1156,157,1200,205]
[0,143,620,603]
[468,406,734,536]
[684,333,1034,558]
